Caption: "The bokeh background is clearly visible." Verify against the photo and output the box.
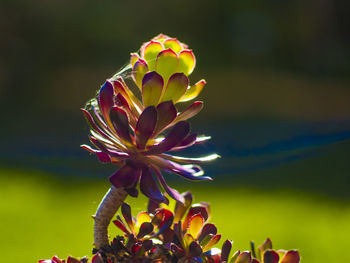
[1,0,350,262]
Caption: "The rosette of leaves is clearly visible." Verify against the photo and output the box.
[131,34,205,105]
[82,78,217,204]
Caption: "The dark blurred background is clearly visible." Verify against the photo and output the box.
[1,0,350,262]
[1,0,349,197]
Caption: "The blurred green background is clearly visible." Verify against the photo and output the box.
[1,0,350,262]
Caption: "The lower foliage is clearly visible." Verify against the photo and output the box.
[39,192,300,263]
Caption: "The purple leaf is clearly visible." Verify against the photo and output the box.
[170,133,197,151]
[109,106,132,143]
[121,203,134,232]
[145,121,190,155]
[158,158,211,181]
[81,109,111,140]
[140,168,166,204]
[98,81,114,121]
[80,144,111,163]
[154,167,185,204]
[109,165,141,189]
[113,218,130,234]
[221,240,233,262]
[264,250,280,263]
[153,101,177,135]
[198,223,217,243]
[175,101,203,122]
[137,222,154,239]
[135,106,157,149]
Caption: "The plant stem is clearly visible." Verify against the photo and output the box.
[94,186,128,249]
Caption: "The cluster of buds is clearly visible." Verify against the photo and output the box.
[81,34,218,204]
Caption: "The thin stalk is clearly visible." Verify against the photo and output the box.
[94,186,128,249]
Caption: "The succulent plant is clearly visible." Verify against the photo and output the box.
[39,34,301,263]
[79,34,218,250]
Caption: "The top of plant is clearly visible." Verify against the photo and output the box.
[81,34,219,204]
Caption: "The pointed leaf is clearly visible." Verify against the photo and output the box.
[113,219,130,234]
[170,133,197,151]
[142,71,164,107]
[146,121,190,154]
[81,145,111,163]
[115,93,131,111]
[202,234,221,252]
[161,153,220,164]
[221,240,233,262]
[109,106,132,143]
[280,250,300,263]
[175,101,203,122]
[154,101,177,135]
[121,203,135,233]
[133,58,149,88]
[258,238,272,261]
[198,223,217,243]
[263,250,279,263]
[98,81,114,122]
[140,168,166,204]
[235,251,251,263]
[161,73,189,103]
[137,222,154,238]
[154,168,185,203]
[180,79,206,102]
[142,41,164,71]
[135,106,157,149]
[178,49,196,75]
[155,48,179,82]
